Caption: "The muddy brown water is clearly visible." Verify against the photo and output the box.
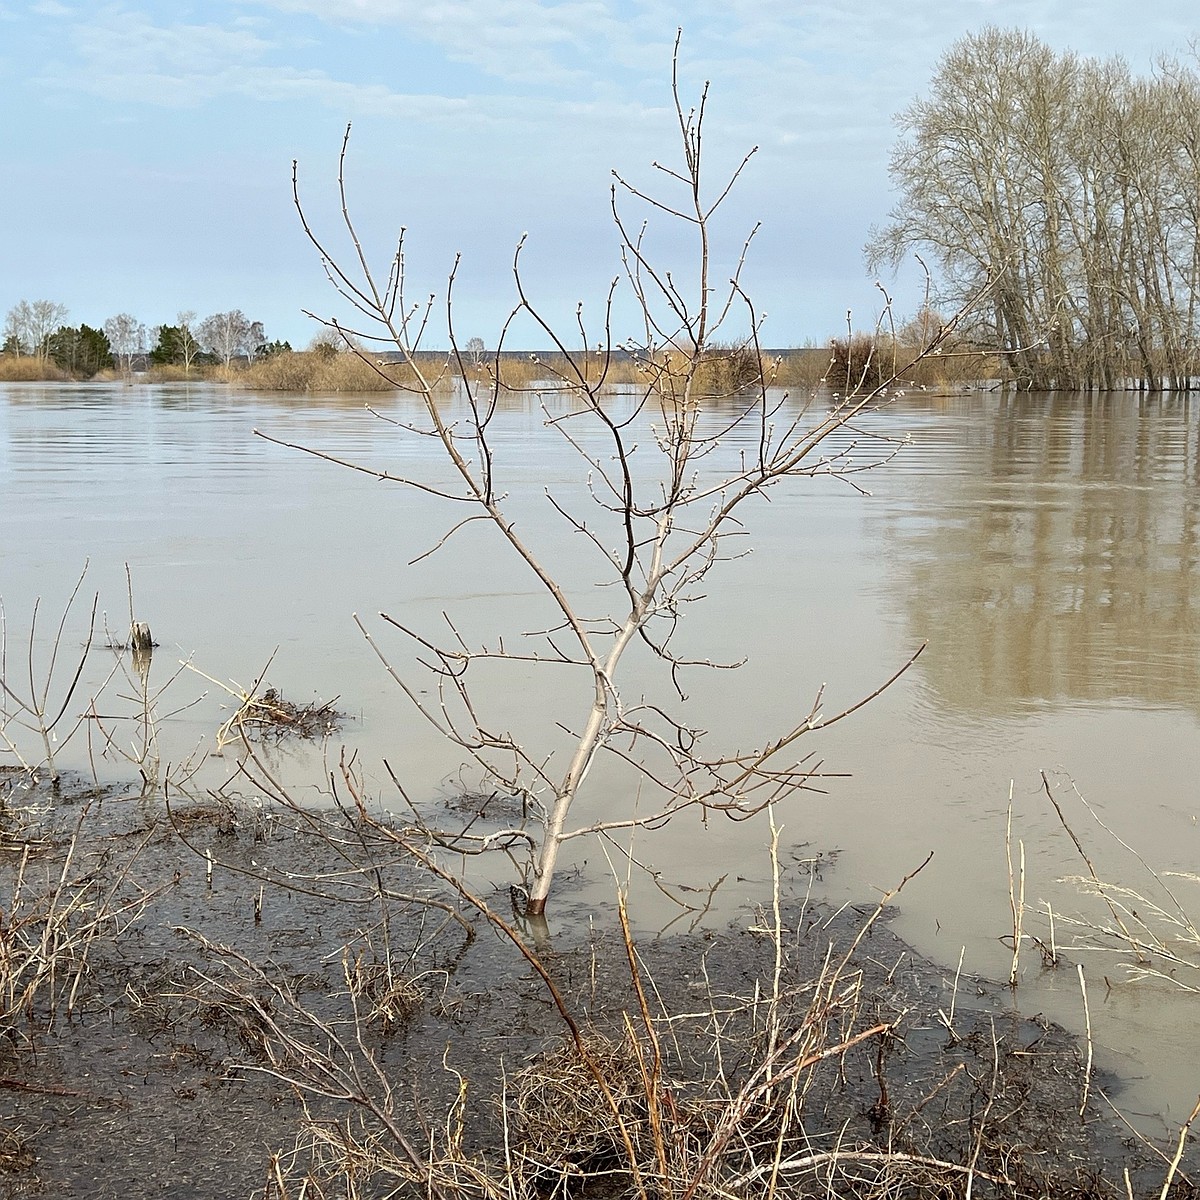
[2,381,1200,1141]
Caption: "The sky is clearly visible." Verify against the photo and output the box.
[3,0,1198,351]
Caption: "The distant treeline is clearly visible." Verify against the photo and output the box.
[1,302,283,380]
[3,295,993,395]
[1,333,990,395]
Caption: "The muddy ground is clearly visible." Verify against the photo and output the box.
[0,767,1195,1199]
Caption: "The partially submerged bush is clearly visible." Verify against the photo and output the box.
[240,349,394,392]
[828,315,998,395]
[693,341,763,396]
[0,802,159,1042]
[216,683,344,747]
[770,348,828,391]
[828,333,893,394]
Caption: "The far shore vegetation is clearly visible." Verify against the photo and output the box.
[1,305,996,396]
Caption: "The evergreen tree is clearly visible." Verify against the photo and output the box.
[46,324,114,377]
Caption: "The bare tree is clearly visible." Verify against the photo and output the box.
[271,38,972,916]
[104,312,146,374]
[246,320,266,362]
[868,26,1200,392]
[30,300,69,361]
[176,310,202,374]
[3,303,31,356]
[867,29,1068,388]
[4,299,69,361]
[198,309,253,368]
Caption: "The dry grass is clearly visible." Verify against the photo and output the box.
[0,356,69,382]
[239,347,783,398]
[236,811,1164,1200]
[206,893,920,1200]
[1038,771,1200,991]
[343,938,425,1029]
[254,891,1138,1200]
[465,353,647,391]
[0,1122,34,1173]
[0,805,160,1044]
[214,347,847,398]
[237,351,396,392]
[509,1027,653,1182]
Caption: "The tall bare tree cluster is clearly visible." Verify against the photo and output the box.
[198,309,265,367]
[3,299,68,360]
[868,27,1200,392]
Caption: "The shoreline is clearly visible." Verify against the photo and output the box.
[1,769,1192,1198]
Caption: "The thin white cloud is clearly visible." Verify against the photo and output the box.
[34,8,469,115]
[60,8,274,100]
[33,5,670,134]
[254,0,625,85]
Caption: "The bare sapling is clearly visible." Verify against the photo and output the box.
[1005,780,1025,987]
[1077,962,1093,1116]
[80,568,209,796]
[272,34,983,916]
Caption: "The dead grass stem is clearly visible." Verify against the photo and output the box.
[242,806,1063,1200]
[1040,769,1200,987]
[0,804,160,1042]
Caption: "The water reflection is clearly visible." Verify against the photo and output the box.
[885,393,1200,716]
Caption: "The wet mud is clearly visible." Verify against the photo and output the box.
[0,769,1195,1199]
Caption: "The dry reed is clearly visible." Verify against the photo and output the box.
[238,350,396,392]
[143,363,211,383]
[1039,770,1200,988]
[0,356,69,382]
[824,329,998,395]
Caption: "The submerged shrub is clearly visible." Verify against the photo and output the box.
[240,350,396,392]
[828,334,893,394]
[694,341,763,395]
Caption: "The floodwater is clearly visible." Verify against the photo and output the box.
[3,380,1199,1129]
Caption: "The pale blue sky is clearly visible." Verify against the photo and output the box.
[3,0,1197,350]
